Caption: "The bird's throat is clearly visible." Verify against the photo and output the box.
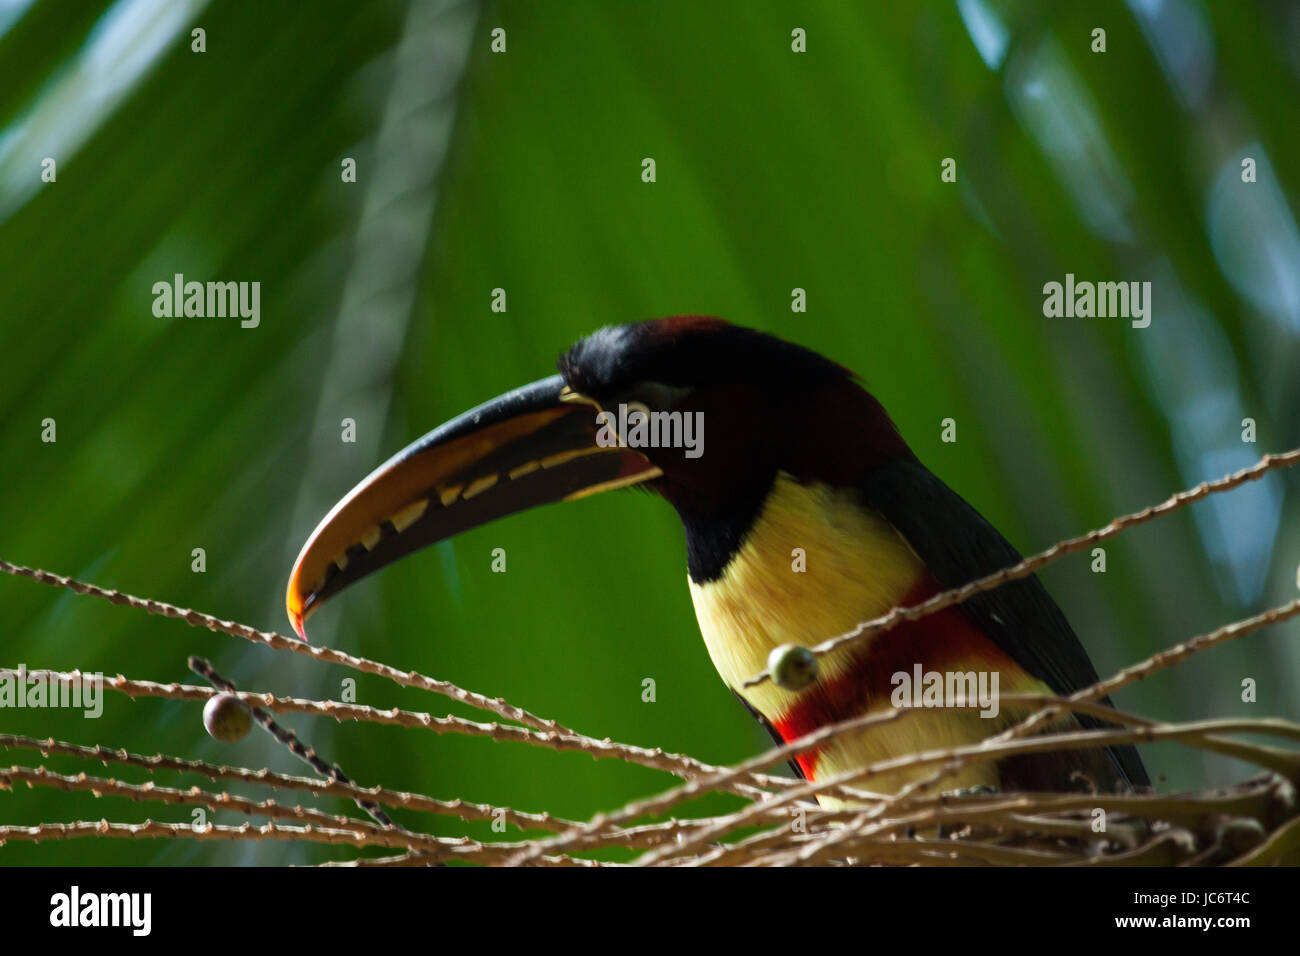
[688,472,928,716]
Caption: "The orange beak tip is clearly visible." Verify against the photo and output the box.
[290,608,310,641]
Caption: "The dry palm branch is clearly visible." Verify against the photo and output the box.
[1,449,1298,866]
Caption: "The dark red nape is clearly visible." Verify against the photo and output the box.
[637,314,734,342]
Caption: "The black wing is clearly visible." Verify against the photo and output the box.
[860,457,1149,789]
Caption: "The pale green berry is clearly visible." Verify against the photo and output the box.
[768,643,818,691]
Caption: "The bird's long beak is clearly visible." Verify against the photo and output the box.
[286,374,660,638]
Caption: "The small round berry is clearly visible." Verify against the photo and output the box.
[768,643,818,691]
[203,693,252,742]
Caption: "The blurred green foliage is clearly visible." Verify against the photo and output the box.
[1,0,1297,864]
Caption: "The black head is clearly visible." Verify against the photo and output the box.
[557,317,912,581]
[558,316,852,393]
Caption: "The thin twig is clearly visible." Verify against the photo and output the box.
[0,733,572,833]
[0,557,572,736]
[0,668,788,800]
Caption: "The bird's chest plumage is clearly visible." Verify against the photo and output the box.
[687,472,1035,791]
[688,473,926,714]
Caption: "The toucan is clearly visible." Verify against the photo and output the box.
[286,317,1148,795]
